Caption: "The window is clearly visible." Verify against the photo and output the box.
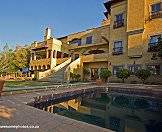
[34,66,37,70]
[148,35,161,52]
[150,3,162,19]
[70,39,81,46]
[147,65,160,75]
[113,66,123,75]
[151,3,161,13]
[149,35,161,46]
[128,65,141,74]
[38,65,41,70]
[114,13,124,28]
[116,13,123,22]
[86,36,93,44]
[113,41,123,55]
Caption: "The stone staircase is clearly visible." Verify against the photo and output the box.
[47,64,69,83]
[38,57,81,84]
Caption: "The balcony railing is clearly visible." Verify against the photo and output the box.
[112,47,123,55]
[113,19,124,29]
[82,53,109,62]
[150,11,162,20]
[31,42,48,50]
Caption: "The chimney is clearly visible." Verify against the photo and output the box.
[44,27,52,40]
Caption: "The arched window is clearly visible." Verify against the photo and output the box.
[34,66,37,70]
[43,65,46,70]
[38,65,41,70]
[47,65,50,69]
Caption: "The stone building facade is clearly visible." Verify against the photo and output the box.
[29,0,162,83]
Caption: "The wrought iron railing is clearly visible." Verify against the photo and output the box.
[113,19,124,29]
[112,47,123,55]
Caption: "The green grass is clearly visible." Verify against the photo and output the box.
[5,80,51,87]
[4,80,53,90]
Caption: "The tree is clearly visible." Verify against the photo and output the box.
[0,44,16,74]
[0,44,31,76]
[135,69,151,83]
[99,69,111,82]
[13,46,31,69]
[116,69,130,83]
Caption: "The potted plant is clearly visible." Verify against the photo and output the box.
[99,69,112,84]
[116,69,131,83]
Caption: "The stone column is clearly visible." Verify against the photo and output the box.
[30,54,32,62]
[50,50,53,59]
[55,51,57,58]
[34,52,36,60]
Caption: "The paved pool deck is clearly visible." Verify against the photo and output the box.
[0,83,162,132]
[0,85,112,132]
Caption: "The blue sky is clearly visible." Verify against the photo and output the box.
[0,0,105,50]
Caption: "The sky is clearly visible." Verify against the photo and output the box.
[0,0,105,50]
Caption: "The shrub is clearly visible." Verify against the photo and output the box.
[75,74,81,82]
[116,69,130,83]
[135,69,151,83]
[83,68,90,75]
[70,72,81,82]
[99,69,111,82]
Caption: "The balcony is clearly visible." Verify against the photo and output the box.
[148,43,159,52]
[69,42,108,50]
[31,42,48,51]
[150,11,162,20]
[113,19,124,29]
[82,53,109,62]
[112,47,123,55]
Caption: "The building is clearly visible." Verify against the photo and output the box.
[29,0,162,83]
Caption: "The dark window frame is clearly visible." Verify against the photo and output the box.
[113,13,124,29]
[150,2,162,19]
[113,41,123,55]
[86,36,93,44]
[69,39,82,46]
[128,64,141,74]
[148,34,161,52]
[113,65,124,75]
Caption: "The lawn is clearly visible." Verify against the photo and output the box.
[4,80,53,90]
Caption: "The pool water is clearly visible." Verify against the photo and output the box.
[53,93,162,132]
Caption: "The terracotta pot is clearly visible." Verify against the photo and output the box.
[96,79,103,85]
[0,80,5,97]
